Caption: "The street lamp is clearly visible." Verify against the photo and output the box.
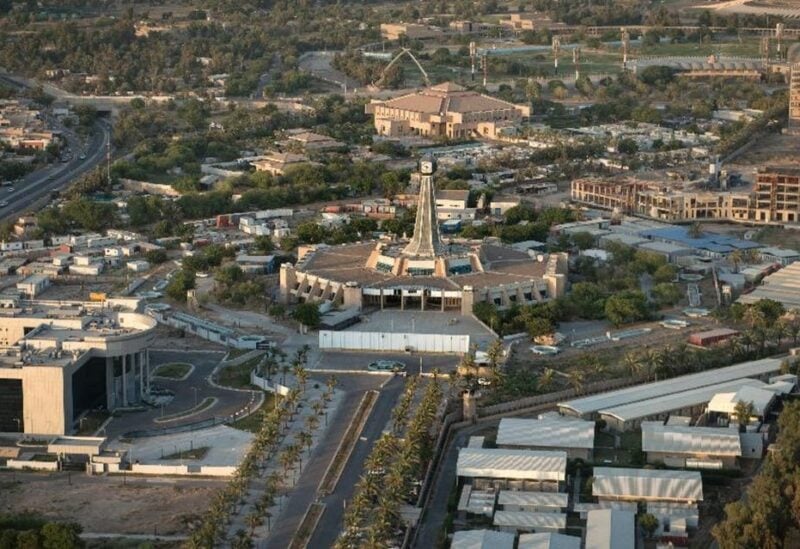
[12,418,20,432]
[191,387,199,408]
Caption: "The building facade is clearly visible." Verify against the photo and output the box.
[790,62,800,135]
[366,82,531,139]
[0,300,156,435]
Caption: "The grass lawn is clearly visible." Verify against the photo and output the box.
[225,348,252,360]
[231,393,276,433]
[153,362,192,380]
[160,446,210,460]
[215,355,263,389]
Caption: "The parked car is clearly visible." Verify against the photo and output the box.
[367,360,406,372]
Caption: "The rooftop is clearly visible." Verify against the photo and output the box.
[640,227,762,255]
[707,385,777,416]
[558,358,782,417]
[376,82,527,115]
[496,417,594,450]
[451,529,515,549]
[518,533,581,549]
[739,261,800,308]
[456,448,567,481]
[497,490,569,508]
[592,467,704,502]
[585,509,635,549]
[642,423,742,457]
[493,511,567,530]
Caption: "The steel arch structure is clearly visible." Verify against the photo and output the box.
[374,48,431,88]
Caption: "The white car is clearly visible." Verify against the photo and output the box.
[0,201,8,208]
[477,377,492,386]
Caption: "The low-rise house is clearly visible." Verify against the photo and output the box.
[688,328,740,347]
[437,189,470,210]
[496,417,595,460]
[16,275,49,298]
[252,152,310,176]
[235,254,277,274]
[707,384,777,424]
[642,422,742,469]
[490,195,522,216]
[127,260,151,273]
[585,509,635,549]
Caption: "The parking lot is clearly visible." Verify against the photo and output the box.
[311,350,460,375]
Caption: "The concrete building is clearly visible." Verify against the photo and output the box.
[251,152,310,176]
[366,82,530,139]
[490,195,522,216]
[280,157,567,314]
[16,275,50,298]
[753,167,800,223]
[493,511,566,534]
[0,300,156,435]
[436,189,470,210]
[584,509,635,549]
[379,23,443,41]
[790,62,800,135]
[496,417,594,460]
[707,384,777,422]
[642,422,742,469]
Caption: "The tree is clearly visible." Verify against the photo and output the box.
[617,138,638,155]
[571,231,595,250]
[538,368,556,391]
[604,291,650,327]
[733,400,755,430]
[291,302,320,330]
[652,283,682,308]
[687,221,704,239]
[166,269,195,302]
[40,522,84,549]
[145,249,168,264]
[527,317,554,340]
[639,513,659,539]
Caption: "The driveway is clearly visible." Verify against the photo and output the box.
[104,350,256,438]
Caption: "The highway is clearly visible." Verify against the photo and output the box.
[0,73,113,222]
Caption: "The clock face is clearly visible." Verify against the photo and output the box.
[420,161,434,174]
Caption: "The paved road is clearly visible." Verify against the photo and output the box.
[313,351,460,375]
[306,376,405,548]
[263,374,401,548]
[104,350,255,438]
[0,73,112,221]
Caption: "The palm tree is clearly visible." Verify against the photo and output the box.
[305,413,320,432]
[623,351,643,377]
[296,430,313,455]
[567,371,584,394]
[733,400,756,431]
[728,249,744,273]
[294,364,309,393]
[246,512,262,536]
[326,374,338,396]
[539,368,556,391]
[687,221,703,239]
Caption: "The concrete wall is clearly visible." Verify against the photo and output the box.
[7,459,59,471]
[319,330,469,354]
[129,463,236,477]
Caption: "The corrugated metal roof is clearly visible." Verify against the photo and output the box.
[497,490,569,508]
[599,378,766,424]
[642,423,742,457]
[707,385,776,416]
[592,467,703,502]
[451,529,515,549]
[518,533,581,549]
[492,511,567,529]
[497,417,595,449]
[585,509,635,549]
[457,448,567,481]
[558,358,782,417]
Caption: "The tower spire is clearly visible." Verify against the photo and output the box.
[403,155,442,258]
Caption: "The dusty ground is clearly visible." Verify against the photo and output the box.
[0,472,221,535]
[150,325,227,351]
[728,133,800,173]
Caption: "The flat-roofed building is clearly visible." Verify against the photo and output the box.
[451,529,515,549]
[646,501,699,538]
[496,417,594,460]
[380,23,443,41]
[493,510,567,533]
[585,509,635,549]
[592,467,703,504]
[642,422,742,468]
[366,82,530,139]
[0,300,156,435]
[436,189,470,210]
[599,378,767,431]
[790,63,800,134]
[754,167,800,223]
[457,448,567,491]
[518,532,581,549]
[558,357,782,419]
[251,152,310,176]
[688,327,741,347]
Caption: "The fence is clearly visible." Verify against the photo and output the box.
[250,370,292,396]
[319,330,469,354]
[6,459,59,471]
[130,463,236,477]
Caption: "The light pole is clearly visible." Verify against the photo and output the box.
[12,418,20,432]
[191,387,199,408]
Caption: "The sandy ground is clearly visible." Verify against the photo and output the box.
[0,472,221,535]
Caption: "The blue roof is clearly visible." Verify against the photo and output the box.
[638,227,762,254]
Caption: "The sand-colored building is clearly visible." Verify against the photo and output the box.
[0,299,156,435]
[790,62,800,134]
[380,23,443,41]
[366,82,531,139]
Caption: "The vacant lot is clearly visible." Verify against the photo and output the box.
[0,473,221,535]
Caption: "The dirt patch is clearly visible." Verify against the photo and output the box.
[0,473,220,535]
[150,325,226,351]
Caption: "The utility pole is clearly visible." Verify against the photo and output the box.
[469,41,477,82]
[573,47,581,81]
[760,35,771,67]
[552,36,561,75]
[621,27,630,71]
[776,23,784,60]
[481,53,488,87]
[106,132,111,186]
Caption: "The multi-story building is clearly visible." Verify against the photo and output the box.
[379,23,443,41]
[0,298,156,435]
[572,169,800,226]
[366,82,531,139]
[753,167,800,223]
[789,62,800,135]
